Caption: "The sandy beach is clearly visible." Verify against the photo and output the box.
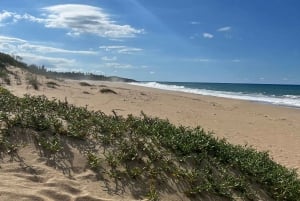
[1,66,300,200]
[5,66,300,172]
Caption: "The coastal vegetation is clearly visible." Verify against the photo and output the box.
[0,86,299,200]
[0,52,135,82]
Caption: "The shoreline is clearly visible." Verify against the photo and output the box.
[130,81,300,109]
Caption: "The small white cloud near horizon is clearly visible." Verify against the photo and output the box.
[203,33,214,39]
[101,56,117,61]
[182,58,213,62]
[232,59,241,63]
[190,21,200,25]
[99,45,143,54]
[149,71,155,74]
[104,62,134,69]
[217,26,231,32]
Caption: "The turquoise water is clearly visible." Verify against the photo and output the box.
[130,82,300,108]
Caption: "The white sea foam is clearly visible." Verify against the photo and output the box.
[130,82,300,108]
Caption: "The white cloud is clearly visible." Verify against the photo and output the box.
[0,10,44,24]
[232,59,241,63]
[1,5,144,38]
[118,47,143,54]
[101,56,117,61]
[182,58,213,62]
[66,31,81,37]
[99,45,143,54]
[104,62,133,69]
[190,21,200,25]
[41,4,144,38]
[217,26,231,32]
[203,33,214,39]
[0,10,13,21]
[149,71,155,74]
[99,45,126,50]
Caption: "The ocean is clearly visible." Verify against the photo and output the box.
[130,82,300,108]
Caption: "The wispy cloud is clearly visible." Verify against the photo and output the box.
[202,33,214,39]
[0,35,97,55]
[0,35,27,43]
[217,26,231,32]
[19,43,97,55]
[99,45,143,54]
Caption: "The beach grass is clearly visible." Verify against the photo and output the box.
[79,81,93,87]
[26,75,40,90]
[100,88,117,94]
[46,81,60,88]
[0,86,300,200]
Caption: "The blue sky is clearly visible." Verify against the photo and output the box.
[0,0,300,84]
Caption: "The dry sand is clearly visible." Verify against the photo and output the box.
[1,66,300,200]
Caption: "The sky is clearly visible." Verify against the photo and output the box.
[0,0,300,84]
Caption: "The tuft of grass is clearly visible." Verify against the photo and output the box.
[100,88,117,94]
[82,91,90,94]
[0,69,10,85]
[27,75,40,90]
[46,81,60,88]
[87,152,101,170]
